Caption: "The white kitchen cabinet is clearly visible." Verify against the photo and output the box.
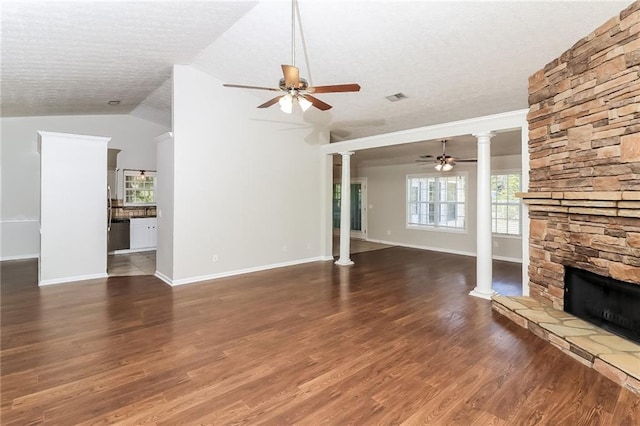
[130,218,157,249]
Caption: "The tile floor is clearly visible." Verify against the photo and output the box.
[107,250,156,277]
[492,295,640,395]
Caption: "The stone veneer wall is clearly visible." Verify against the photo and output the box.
[524,1,640,309]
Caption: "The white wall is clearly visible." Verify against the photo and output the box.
[1,114,169,260]
[169,65,328,284]
[39,132,109,285]
[356,154,523,261]
[154,132,174,282]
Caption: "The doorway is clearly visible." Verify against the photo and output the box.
[333,178,367,240]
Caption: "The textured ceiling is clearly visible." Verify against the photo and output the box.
[1,1,257,120]
[1,0,633,143]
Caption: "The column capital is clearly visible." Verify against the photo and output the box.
[473,132,496,142]
[339,151,355,157]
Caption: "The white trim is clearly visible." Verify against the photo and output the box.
[490,170,523,237]
[321,109,528,155]
[366,238,475,258]
[366,238,522,263]
[493,255,523,264]
[0,219,39,223]
[163,256,332,287]
[37,131,110,143]
[154,271,174,286]
[39,272,108,286]
[520,117,530,297]
[1,254,39,261]
[331,177,368,239]
[406,172,468,232]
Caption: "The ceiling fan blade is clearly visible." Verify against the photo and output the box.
[454,159,478,162]
[257,96,283,109]
[223,83,280,92]
[419,154,434,159]
[307,83,361,94]
[281,65,300,88]
[302,94,332,111]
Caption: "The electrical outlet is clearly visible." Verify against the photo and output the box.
[387,230,391,236]
[212,254,218,262]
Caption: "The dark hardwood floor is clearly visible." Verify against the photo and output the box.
[1,248,638,424]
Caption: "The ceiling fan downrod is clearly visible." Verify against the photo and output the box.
[291,0,296,68]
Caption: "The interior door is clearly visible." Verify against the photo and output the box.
[333,178,367,240]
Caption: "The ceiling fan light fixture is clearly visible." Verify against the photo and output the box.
[435,162,453,172]
[297,95,312,112]
[279,94,293,113]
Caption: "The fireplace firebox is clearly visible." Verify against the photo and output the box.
[564,266,640,345]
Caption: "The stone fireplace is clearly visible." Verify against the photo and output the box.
[493,1,640,395]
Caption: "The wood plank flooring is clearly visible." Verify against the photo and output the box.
[1,248,638,424]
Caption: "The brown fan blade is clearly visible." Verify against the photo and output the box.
[223,83,280,92]
[257,96,283,109]
[303,94,332,111]
[281,65,300,88]
[307,84,361,94]
[453,159,477,163]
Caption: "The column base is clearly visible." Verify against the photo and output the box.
[335,259,354,266]
[469,288,497,300]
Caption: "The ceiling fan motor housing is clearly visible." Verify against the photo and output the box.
[279,77,308,91]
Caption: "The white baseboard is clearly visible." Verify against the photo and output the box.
[166,256,329,287]
[0,253,38,261]
[39,272,108,286]
[366,238,476,258]
[154,271,173,286]
[366,238,522,263]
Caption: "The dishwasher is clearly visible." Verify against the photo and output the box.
[108,218,130,252]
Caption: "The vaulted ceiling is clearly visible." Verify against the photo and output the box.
[2,1,632,143]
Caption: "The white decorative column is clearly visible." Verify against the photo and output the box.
[336,152,354,266]
[470,132,496,299]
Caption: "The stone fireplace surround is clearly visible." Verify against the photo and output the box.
[492,1,640,395]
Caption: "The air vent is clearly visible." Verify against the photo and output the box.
[385,92,408,102]
[108,100,121,105]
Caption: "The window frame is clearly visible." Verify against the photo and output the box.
[123,169,157,207]
[491,170,522,237]
[406,172,468,233]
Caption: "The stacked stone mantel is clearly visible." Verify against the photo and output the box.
[521,1,640,309]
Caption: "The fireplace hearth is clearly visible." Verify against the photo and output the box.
[564,266,640,345]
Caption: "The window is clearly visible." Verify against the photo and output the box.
[491,172,521,236]
[124,170,156,206]
[407,174,466,230]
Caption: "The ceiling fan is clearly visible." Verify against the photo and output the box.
[222,0,360,113]
[416,140,477,171]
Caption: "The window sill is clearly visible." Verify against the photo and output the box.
[406,225,468,235]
